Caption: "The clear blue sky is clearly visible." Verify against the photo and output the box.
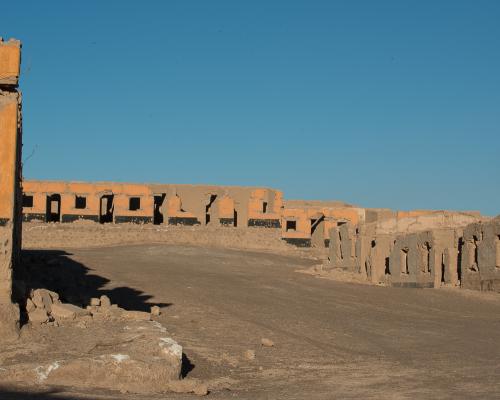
[3,1,500,215]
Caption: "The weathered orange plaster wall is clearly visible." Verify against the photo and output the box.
[0,38,22,339]
[0,101,18,220]
[248,189,282,220]
[0,41,21,85]
[281,206,365,240]
[217,196,235,219]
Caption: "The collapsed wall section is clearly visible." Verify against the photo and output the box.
[0,38,22,340]
[327,210,484,288]
[281,204,365,248]
[387,229,461,288]
[462,218,500,292]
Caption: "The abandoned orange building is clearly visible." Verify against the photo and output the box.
[22,180,283,228]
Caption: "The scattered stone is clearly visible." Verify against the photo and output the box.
[30,289,59,313]
[261,338,274,347]
[26,298,36,313]
[29,308,49,324]
[90,297,100,307]
[30,290,46,309]
[100,295,111,308]
[1,319,184,393]
[121,310,151,321]
[244,349,255,360]
[150,305,161,316]
[48,290,60,303]
[50,303,90,320]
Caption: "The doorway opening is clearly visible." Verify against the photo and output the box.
[384,257,391,275]
[46,194,61,222]
[100,194,114,224]
[441,253,446,284]
[154,194,166,225]
[457,237,464,281]
[205,194,217,225]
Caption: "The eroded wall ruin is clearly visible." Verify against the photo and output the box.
[461,218,500,291]
[328,210,486,289]
[0,38,22,340]
[22,180,283,229]
[281,200,365,248]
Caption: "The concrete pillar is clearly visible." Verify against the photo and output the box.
[0,38,22,341]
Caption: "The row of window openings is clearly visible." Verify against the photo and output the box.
[23,195,142,211]
[25,195,269,214]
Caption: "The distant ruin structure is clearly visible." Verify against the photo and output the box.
[0,38,22,339]
[22,181,283,228]
[326,209,500,291]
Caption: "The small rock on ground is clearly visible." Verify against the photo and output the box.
[244,349,256,360]
[261,338,274,347]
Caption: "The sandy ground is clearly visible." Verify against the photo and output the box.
[22,221,315,257]
[3,223,500,399]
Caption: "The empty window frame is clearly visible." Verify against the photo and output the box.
[262,202,268,213]
[22,194,34,208]
[75,195,87,209]
[286,220,297,231]
[129,197,141,211]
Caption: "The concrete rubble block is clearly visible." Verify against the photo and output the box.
[150,305,161,316]
[90,297,100,307]
[99,295,111,308]
[244,349,256,360]
[0,320,183,393]
[30,288,60,312]
[26,298,36,313]
[28,308,49,324]
[50,303,90,320]
[90,304,123,321]
[261,338,274,347]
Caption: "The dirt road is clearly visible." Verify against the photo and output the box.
[15,243,500,399]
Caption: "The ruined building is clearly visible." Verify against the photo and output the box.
[0,38,22,339]
[281,200,365,248]
[461,218,500,291]
[22,180,283,228]
[326,209,499,290]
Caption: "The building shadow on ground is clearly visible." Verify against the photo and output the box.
[0,387,101,400]
[0,386,191,400]
[20,249,172,313]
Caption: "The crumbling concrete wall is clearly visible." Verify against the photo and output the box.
[22,181,283,229]
[328,210,485,288]
[387,229,461,288]
[461,218,500,292]
[281,201,365,248]
[0,38,22,340]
